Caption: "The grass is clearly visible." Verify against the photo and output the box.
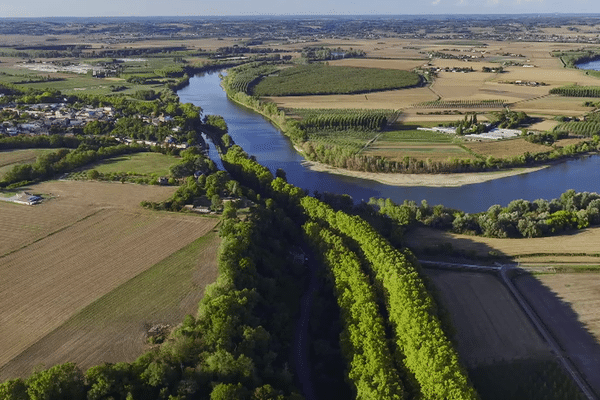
[0,148,67,177]
[84,152,180,176]
[376,128,455,144]
[251,64,421,96]
[308,129,377,153]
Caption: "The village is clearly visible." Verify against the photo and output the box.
[0,101,195,151]
[0,102,116,136]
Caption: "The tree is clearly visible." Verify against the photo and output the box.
[26,363,85,400]
[210,383,249,400]
[211,194,223,212]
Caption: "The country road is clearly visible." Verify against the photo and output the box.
[292,251,318,400]
[419,260,598,400]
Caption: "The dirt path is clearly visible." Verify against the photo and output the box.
[291,249,318,400]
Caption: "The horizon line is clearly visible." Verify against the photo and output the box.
[1,12,600,19]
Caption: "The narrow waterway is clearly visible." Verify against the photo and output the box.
[178,71,600,213]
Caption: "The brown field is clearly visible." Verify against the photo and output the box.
[0,180,219,378]
[0,180,178,256]
[425,269,550,368]
[397,112,485,123]
[405,226,600,265]
[328,58,426,70]
[463,138,549,158]
[0,231,220,380]
[514,274,600,394]
[528,119,560,131]
[533,273,600,343]
[266,87,437,110]
[512,96,593,115]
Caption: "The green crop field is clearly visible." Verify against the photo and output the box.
[84,152,180,176]
[376,129,455,144]
[251,64,421,96]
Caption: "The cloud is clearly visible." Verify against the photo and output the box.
[432,0,441,4]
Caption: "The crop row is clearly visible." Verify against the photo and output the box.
[550,86,600,98]
[300,113,387,132]
[416,99,505,109]
[554,121,600,136]
[251,64,421,96]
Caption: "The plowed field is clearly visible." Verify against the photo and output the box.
[0,180,219,379]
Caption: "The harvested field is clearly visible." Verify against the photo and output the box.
[463,138,549,158]
[0,180,177,256]
[0,231,220,380]
[515,273,600,395]
[534,273,600,343]
[424,269,550,368]
[512,95,592,115]
[405,226,600,265]
[0,180,219,378]
[528,119,560,131]
[328,58,425,70]
[266,87,437,110]
[554,137,591,147]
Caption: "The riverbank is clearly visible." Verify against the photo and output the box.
[301,158,549,187]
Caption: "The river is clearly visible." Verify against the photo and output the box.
[576,59,600,71]
[177,71,600,213]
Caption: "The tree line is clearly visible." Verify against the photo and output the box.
[369,188,600,239]
[0,142,149,188]
[217,142,477,399]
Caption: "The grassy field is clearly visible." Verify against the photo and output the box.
[251,64,421,96]
[0,65,158,96]
[0,148,67,178]
[84,152,180,176]
[0,180,220,378]
[0,230,220,380]
[362,127,477,162]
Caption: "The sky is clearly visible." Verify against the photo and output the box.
[0,0,598,18]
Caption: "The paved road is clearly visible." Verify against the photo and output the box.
[419,259,598,400]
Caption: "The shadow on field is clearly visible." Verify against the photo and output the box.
[469,357,585,400]
[513,272,600,398]
[403,227,511,264]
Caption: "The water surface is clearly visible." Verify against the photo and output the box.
[178,72,600,213]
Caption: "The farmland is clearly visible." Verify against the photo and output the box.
[424,269,585,400]
[0,149,66,178]
[250,64,421,96]
[81,152,179,176]
[425,269,551,368]
[404,226,600,266]
[0,180,219,379]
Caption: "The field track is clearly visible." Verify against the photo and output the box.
[0,181,219,378]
